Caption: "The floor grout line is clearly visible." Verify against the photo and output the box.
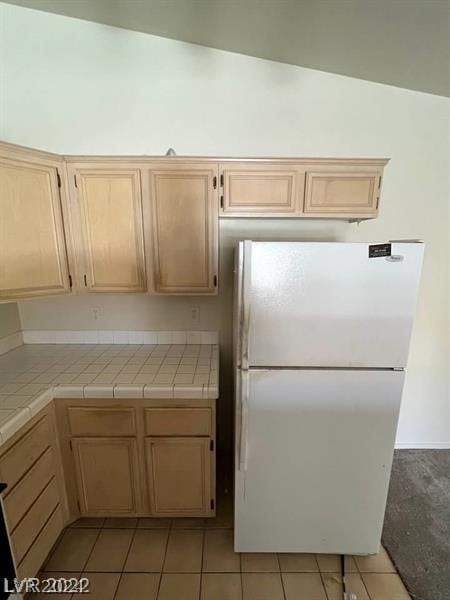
[155,524,171,599]
[277,553,288,600]
[198,528,205,600]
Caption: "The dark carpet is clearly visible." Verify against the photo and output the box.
[382,450,450,600]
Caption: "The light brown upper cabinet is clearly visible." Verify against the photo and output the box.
[0,141,389,301]
[0,144,71,301]
[68,166,146,292]
[219,159,388,219]
[303,165,383,217]
[219,162,303,217]
[146,164,219,294]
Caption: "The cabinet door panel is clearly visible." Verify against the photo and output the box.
[220,164,300,216]
[0,158,69,299]
[149,168,218,293]
[72,437,140,515]
[76,170,146,291]
[304,170,381,216]
[146,437,210,516]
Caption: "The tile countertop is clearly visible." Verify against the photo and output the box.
[0,343,219,445]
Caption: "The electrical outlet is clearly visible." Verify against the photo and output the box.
[92,306,101,321]
[190,305,200,323]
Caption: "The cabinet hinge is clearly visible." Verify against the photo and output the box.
[210,439,214,451]
[83,274,87,287]
[220,195,224,209]
[56,171,62,188]
[213,275,217,287]
[68,274,72,289]
[220,173,224,187]
[210,499,215,510]
[213,175,217,189]
[74,174,78,188]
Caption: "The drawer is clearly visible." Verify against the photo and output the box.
[11,477,59,564]
[0,416,50,489]
[145,408,212,436]
[17,505,63,580]
[68,407,136,436]
[4,447,55,531]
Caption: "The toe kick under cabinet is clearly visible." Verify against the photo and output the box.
[55,399,216,518]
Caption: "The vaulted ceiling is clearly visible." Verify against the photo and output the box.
[4,0,450,97]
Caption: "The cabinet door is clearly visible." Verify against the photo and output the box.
[146,437,211,516]
[304,169,382,217]
[72,437,140,515]
[220,163,302,216]
[74,169,146,292]
[148,166,218,294]
[0,157,70,299]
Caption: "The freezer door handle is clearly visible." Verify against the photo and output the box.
[239,370,249,471]
[240,241,252,370]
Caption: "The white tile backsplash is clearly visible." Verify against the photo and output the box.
[142,331,158,344]
[98,330,114,344]
[21,330,218,345]
[187,332,203,344]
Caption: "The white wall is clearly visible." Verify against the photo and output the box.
[1,3,449,448]
[0,303,21,338]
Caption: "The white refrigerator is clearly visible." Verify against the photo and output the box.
[233,241,424,554]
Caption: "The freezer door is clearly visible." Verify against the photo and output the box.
[234,368,405,554]
[247,241,424,368]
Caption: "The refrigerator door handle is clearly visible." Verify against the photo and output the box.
[240,241,252,370]
[239,369,249,471]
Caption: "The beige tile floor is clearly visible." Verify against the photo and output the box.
[33,498,411,600]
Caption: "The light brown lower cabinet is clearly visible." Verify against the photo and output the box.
[0,397,216,579]
[146,437,212,516]
[71,437,141,515]
[56,398,216,519]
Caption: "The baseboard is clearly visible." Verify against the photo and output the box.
[395,443,450,449]
[0,331,24,356]
[21,329,219,345]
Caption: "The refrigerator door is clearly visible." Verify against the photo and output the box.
[245,241,424,368]
[234,368,405,554]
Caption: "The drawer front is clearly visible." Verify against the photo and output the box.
[17,505,63,580]
[0,416,50,489]
[4,447,55,531]
[11,478,60,564]
[68,407,136,436]
[145,408,212,436]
